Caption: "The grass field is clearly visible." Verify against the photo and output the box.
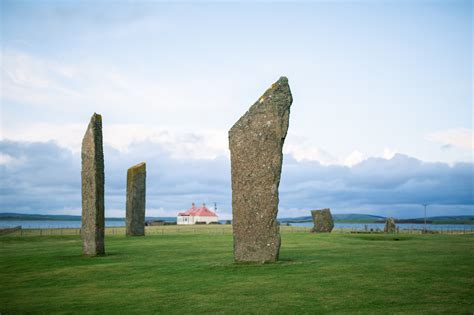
[1,230,473,314]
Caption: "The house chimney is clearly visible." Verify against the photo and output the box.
[192,202,195,207]
[202,203,206,207]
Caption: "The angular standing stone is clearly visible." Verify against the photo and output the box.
[311,209,334,233]
[229,76,292,263]
[81,113,105,256]
[384,217,396,233]
[126,162,146,236]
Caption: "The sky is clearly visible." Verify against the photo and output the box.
[0,0,473,219]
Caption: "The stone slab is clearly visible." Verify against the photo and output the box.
[81,113,105,256]
[229,77,293,263]
[126,162,146,236]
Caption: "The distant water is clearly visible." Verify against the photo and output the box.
[0,220,125,229]
[290,222,474,231]
[1,220,473,231]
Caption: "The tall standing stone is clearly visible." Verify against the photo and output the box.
[384,217,397,233]
[81,113,105,256]
[126,162,146,236]
[229,76,292,263]
[311,209,334,233]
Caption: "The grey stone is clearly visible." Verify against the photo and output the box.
[311,209,334,233]
[229,76,292,263]
[81,113,105,256]
[384,217,397,233]
[126,162,146,236]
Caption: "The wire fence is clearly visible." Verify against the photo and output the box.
[346,226,474,235]
[1,224,473,237]
[2,226,311,237]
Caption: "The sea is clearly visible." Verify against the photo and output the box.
[289,222,474,231]
[0,220,126,229]
[1,220,473,231]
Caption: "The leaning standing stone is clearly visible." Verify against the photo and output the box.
[384,217,396,233]
[311,209,334,233]
[229,76,293,263]
[126,162,146,236]
[81,113,105,256]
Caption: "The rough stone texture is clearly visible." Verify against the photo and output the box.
[81,113,105,256]
[384,217,397,233]
[126,162,146,236]
[229,76,292,263]
[311,209,334,233]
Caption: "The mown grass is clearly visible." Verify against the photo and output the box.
[1,231,473,314]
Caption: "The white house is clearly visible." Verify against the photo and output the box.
[177,203,219,225]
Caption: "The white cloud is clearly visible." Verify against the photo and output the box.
[284,144,337,165]
[0,153,14,165]
[0,123,85,153]
[283,133,339,165]
[344,150,364,167]
[382,147,398,160]
[0,121,408,167]
[1,51,83,108]
[1,49,468,166]
[426,128,474,150]
[1,122,229,159]
[1,50,241,120]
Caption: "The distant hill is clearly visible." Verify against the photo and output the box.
[411,215,474,222]
[278,213,386,223]
[0,213,86,221]
[0,213,175,222]
[278,214,474,224]
[396,215,474,224]
[334,214,386,222]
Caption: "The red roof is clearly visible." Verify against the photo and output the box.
[178,204,218,217]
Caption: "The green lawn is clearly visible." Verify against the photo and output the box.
[1,231,473,314]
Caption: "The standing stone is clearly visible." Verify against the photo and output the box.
[81,113,105,256]
[126,162,146,236]
[229,76,292,263]
[311,209,334,233]
[384,217,397,233]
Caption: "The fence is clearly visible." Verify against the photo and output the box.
[1,225,473,237]
[1,225,311,237]
[0,225,22,236]
[345,226,474,235]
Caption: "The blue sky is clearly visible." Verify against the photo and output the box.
[1,0,473,218]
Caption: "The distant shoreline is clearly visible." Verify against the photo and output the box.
[0,213,175,222]
[1,213,473,225]
[281,219,474,225]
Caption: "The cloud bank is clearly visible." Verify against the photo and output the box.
[1,139,472,219]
